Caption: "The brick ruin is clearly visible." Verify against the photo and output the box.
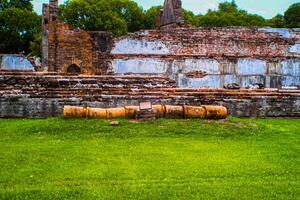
[158,0,184,29]
[42,0,113,75]
[0,0,299,118]
[112,28,300,88]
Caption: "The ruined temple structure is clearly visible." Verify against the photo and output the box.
[0,0,300,118]
[40,0,300,89]
[42,0,113,75]
[158,0,184,29]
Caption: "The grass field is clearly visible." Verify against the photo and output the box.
[0,117,299,199]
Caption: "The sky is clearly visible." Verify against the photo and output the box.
[33,0,300,19]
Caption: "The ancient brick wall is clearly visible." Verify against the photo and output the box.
[0,72,299,118]
[111,27,300,89]
[159,0,183,29]
[42,0,113,75]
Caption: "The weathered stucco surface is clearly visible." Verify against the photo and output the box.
[112,28,300,88]
[112,38,170,55]
[0,55,34,71]
[1,72,300,118]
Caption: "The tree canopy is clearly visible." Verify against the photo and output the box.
[0,0,300,56]
[59,0,144,36]
[0,0,33,11]
[284,3,300,28]
[183,1,268,27]
[0,0,40,54]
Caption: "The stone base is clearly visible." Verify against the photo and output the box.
[135,109,156,121]
[0,72,299,118]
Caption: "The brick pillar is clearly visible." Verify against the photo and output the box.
[42,4,49,70]
[49,0,58,21]
[42,0,59,72]
[47,0,59,72]
[158,0,183,29]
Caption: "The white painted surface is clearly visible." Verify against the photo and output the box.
[237,59,266,75]
[183,59,220,74]
[281,60,300,76]
[259,28,290,38]
[240,76,265,88]
[289,44,300,54]
[112,38,169,54]
[282,76,300,86]
[112,57,300,88]
[112,58,168,74]
[1,55,34,70]
[185,76,221,88]
[224,75,238,85]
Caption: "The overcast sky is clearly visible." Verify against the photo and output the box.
[33,0,300,19]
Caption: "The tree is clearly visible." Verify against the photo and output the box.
[196,1,267,27]
[182,9,198,26]
[0,0,40,54]
[0,0,32,11]
[284,3,300,28]
[110,0,144,32]
[218,0,237,13]
[59,0,145,36]
[268,14,285,28]
[30,33,41,57]
[143,6,162,29]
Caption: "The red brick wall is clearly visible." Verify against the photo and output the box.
[47,21,94,74]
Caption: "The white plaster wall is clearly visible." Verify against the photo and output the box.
[112,58,168,74]
[237,59,266,75]
[289,44,300,54]
[112,58,221,75]
[224,75,238,85]
[182,76,221,88]
[112,57,300,88]
[240,76,265,88]
[1,55,34,70]
[183,59,220,74]
[112,38,169,55]
[259,28,291,38]
[282,76,300,86]
[281,60,300,76]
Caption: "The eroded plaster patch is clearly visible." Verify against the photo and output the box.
[1,55,34,70]
[289,44,300,54]
[237,59,266,75]
[112,38,170,55]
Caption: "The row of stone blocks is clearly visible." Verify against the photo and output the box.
[0,73,299,118]
[63,105,228,120]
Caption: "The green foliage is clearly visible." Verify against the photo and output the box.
[0,7,40,54]
[268,14,285,28]
[182,9,198,26]
[284,3,300,28]
[143,6,162,29]
[110,0,144,32]
[59,0,144,36]
[29,32,41,57]
[196,1,267,27]
[1,0,300,55]
[0,0,33,11]
[218,0,238,12]
[0,118,299,199]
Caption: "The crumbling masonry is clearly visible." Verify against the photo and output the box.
[0,0,299,118]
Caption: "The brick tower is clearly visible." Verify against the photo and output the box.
[159,0,183,29]
[42,0,59,71]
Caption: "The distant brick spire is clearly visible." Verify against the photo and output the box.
[50,0,58,7]
[159,0,183,29]
[49,0,58,21]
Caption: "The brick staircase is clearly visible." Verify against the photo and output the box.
[0,72,299,118]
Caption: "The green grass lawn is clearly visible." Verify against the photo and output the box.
[0,118,299,200]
